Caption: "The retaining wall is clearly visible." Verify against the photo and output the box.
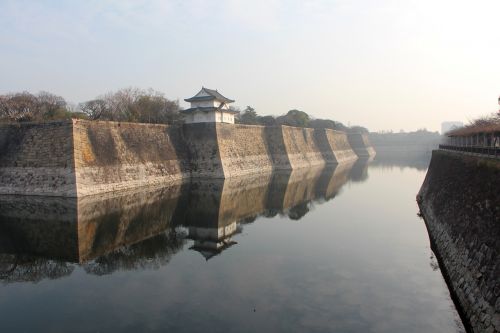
[0,121,77,196]
[73,120,189,196]
[315,129,359,163]
[216,123,275,177]
[281,126,326,168]
[184,123,360,178]
[417,150,500,333]
[182,123,223,178]
[0,120,372,196]
[348,133,376,157]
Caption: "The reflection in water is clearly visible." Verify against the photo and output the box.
[348,156,374,183]
[0,156,465,333]
[0,160,364,279]
[83,230,187,276]
[371,150,432,170]
[0,254,74,283]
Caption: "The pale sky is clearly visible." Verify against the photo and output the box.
[1,0,499,132]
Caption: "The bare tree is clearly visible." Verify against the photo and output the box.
[0,91,71,122]
[0,92,40,122]
[79,88,183,124]
[79,99,108,120]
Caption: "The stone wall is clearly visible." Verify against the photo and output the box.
[348,132,376,158]
[185,123,360,178]
[0,121,77,196]
[263,126,293,169]
[182,123,223,178]
[281,126,326,168]
[417,150,500,333]
[315,129,358,164]
[73,120,189,196]
[0,120,374,196]
[216,123,274,177]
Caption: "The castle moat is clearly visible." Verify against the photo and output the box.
[0,157,465,333]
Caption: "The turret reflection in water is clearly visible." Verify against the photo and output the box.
[0,159,369,282]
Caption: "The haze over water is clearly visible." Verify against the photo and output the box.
[0,157,465,332]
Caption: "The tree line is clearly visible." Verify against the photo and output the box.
[0,88,182,125]
[235,106,368,133]
[0,88,369,132]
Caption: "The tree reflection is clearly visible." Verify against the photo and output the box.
[83,229,186,275]
[0,254,75,284]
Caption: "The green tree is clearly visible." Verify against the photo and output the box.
[258,115,277,126]
[277,109,310,127]
[348,125,369,134]
[239,106,259,125]
[308,118,337,129]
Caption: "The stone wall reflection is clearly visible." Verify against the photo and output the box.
[0,161,363,281]
[370,150,432,170]
[348,157,374,183]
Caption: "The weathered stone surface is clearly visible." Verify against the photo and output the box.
[323,129,359,163]
[347,132,376,158]
[281,125,326,168]
[0,120,375,196]
[73,120,189,196]
[418,150,500,333]
[216,123,275,177]
[0,121,77,196]
[184,123,362,178]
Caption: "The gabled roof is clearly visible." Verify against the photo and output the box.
[184,87,235,103]
[189,241,237,261]
[180,106,240,114]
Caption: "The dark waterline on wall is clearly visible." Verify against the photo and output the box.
[0,156,465,332]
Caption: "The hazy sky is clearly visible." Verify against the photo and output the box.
[1,0,499,132]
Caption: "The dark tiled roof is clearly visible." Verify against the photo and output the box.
[184,87,235,103]
[180,106,240,114]
[189,241,237,260]
[184,96,215,102]
[180,106,217,114]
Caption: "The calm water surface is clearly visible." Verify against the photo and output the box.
[0,157,465,332]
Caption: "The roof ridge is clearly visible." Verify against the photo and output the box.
[185,87,235,103]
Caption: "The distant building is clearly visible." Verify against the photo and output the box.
[441,121,464,135]
[181,87,239,124]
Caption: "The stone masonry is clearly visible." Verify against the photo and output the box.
[348,132,376,158]
[418,150,500,333]
[0,119,376,196]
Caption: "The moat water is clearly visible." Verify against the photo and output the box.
[0,155,465,333]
